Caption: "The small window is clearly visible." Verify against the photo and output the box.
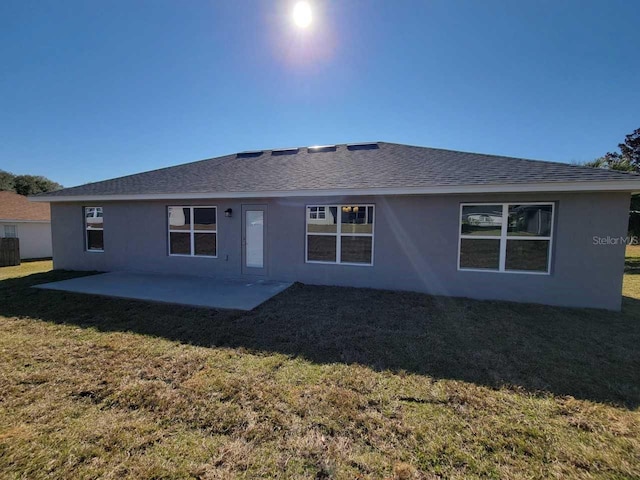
[3,225,17,238]
[306,205,374,265]
[168,206,217,257]
[309,206,326,220]
[459,203,554,273]
[84,206,104,252]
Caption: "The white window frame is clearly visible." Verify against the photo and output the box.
[458,202,554,275]
[168,206,218,258]
[3,225,17,238]
[84,206,104,253]
[305,204,375,267]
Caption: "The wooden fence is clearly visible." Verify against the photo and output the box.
[0,238,20,267]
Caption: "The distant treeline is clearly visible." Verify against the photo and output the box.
[0,170,63,196]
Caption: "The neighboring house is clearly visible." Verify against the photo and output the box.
[31,142,640,310]
[0,191,52,259]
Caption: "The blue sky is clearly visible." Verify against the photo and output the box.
[1,0,638,188]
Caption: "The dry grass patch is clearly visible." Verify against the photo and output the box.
[0,259,639,478]
[0,259,52,280]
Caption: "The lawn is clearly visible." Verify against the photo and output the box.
[0,258,638,479]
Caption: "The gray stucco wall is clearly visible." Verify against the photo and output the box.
[50,192,630,310]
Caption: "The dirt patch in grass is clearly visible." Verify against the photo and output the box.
[0,262,639,478]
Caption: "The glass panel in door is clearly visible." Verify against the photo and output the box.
[245,210,264,268]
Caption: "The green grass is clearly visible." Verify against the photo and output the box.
[0,256,639,479]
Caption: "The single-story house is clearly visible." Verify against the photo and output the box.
[31,142,640,310]
[0,191,52,259]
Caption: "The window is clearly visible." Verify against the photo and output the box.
[168,206,217,257]
[3,225,17,238]
[309,206,326,220]
[306,205,374,265]
[84,206,104,252]
[459,203,554,273]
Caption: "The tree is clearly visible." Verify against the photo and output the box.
[583,155,634,172]
[589,128,640,236]
[610,127,640,171]
[585,127,640,173]
[0,170,15,191]
[12,175,62,196]
[0,170,62,195]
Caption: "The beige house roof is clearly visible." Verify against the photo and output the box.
[0,191,50,221]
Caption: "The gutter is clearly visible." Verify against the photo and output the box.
[29,181,640,203]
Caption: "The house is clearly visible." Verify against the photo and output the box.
[0,191,52,259]
[30,142,640,310]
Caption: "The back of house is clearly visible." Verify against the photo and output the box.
[31,142,640,310]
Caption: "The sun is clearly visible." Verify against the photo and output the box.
[292,1,312,28]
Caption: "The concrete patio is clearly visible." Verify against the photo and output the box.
[34,272,292,310]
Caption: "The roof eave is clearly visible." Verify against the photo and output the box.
[0,218,51,223]
[29,181,640,203]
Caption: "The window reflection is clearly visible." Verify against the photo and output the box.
[508,205,552,237]
[168,207,190,230]
[85,207,103,229]
[461,205,502,236]
[307,206,338,233]
[341,206,373,234]
[193,208,216,231]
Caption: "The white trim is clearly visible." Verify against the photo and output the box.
[29,180,640,203]
[167,205,218,258]
[499,209,507,270]
[305,204,375,266]
[458,202,555,274]
[456,267,550,276]
[0,219,50,224]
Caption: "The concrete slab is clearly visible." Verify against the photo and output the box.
[34,272,292,310]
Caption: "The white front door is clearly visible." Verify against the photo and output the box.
[242,205,267,275]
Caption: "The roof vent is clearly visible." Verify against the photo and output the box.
[347,142,379,151]
[272,148,299,156]
[236,150,263,159]
[308,145,337,153]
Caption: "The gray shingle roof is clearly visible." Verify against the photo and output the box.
[39,142,640,198]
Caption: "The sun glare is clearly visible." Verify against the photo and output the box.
[293,1,312,28]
